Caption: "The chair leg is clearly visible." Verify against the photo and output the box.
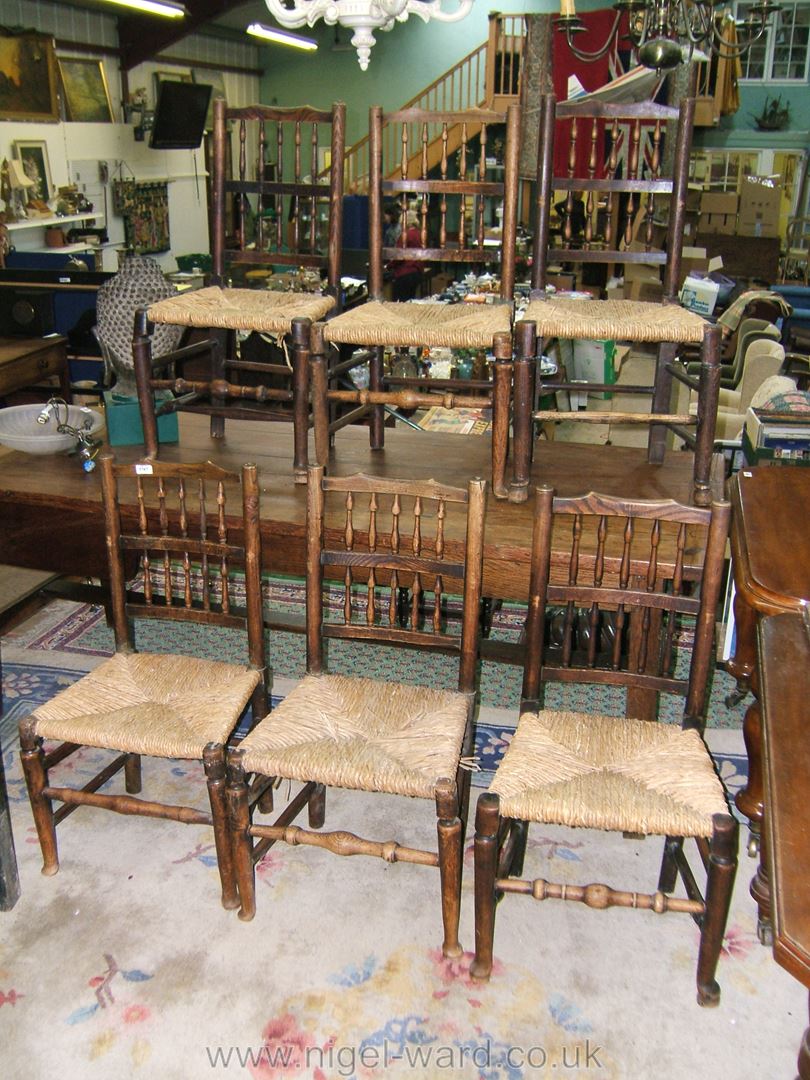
[658,835,681,894]
[308,783,326,828]
[203,744,239,910]
[226,755,257,921]
[19,721,59,876]
[696,813,739,1008]
[124,753,142,794]
[369,346,385,450]
[470,792,500,981]
[435,778,463,960]
[510,819,529,878]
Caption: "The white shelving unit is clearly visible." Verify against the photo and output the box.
[6,213,105,257]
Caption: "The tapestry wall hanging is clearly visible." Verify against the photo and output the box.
[112,180,170,253]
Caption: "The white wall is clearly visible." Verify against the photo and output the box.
[1,0,262,269]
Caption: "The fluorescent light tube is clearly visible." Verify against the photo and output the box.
[246,23,318,50]
[103,0,187,16]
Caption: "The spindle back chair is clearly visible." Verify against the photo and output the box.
[472,485,738,1006]
[20,455,268,909]
[227,466,487,955]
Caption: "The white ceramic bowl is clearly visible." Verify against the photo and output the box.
[0,404,105,455]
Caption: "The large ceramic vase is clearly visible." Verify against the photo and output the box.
[95,252,182,397]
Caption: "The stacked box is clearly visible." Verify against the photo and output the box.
[738,176,781,238]
[699,191,738,235]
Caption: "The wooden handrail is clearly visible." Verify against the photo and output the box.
[340,12,526,193]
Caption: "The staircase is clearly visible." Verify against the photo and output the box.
[341,12,526,193]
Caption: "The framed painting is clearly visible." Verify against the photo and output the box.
[0,32,59,122]
[153,68,193,108]
[59,57,113,122]
[192,68,226,130]
[13,141,53,203]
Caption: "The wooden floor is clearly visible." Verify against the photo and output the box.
[0,414,724,602]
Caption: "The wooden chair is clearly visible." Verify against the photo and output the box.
[227,465,486,956]
[471,485,738,1006]
[133,99,346,465]
[318,104,520,496]
[19,455,268,909]
[508,93,721,506]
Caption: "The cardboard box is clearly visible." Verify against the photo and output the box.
[703,212,736,235]
[104,391,179,447]
[546,272,576,292]
[572,338,616,400]
[700,191,739,216]
[738,176,781,238]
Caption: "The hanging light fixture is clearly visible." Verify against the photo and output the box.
[556,0,781,72]
[263,0,474,71]
[101,0,187,17]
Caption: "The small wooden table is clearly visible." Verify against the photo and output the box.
[758,611,810,1078]
[0,336,70,401]
[727,467,810,870]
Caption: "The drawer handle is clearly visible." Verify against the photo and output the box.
[37,357,50,371]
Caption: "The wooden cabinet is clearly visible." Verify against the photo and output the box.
[0,336,70,400]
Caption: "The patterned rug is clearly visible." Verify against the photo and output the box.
[1,601,804,1080]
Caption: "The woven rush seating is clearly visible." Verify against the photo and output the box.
[19,456,269,910]
[323,298,511,349]
[490,711,727,837]
[227,466,487,955]
[523,297,707,346]
[471,485,739,1007]
[237,674,469,800]
[147,285,336,335]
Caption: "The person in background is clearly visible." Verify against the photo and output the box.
[389,209,423,301]
[383,203,402,247]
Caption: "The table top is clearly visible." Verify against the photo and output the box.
[0,336,67,364]
[759,610,810,987]
[0,412,721,599]
[731,466,810,612]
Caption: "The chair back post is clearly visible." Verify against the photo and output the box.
[500,102,521,301]
[99,452,133,653]
[211,95,227,284]
[491,330,514,500]
[458,477,488,694]
[328,101,347,299]
[662,96,696,302]
[305,464,327,674]
[240,461,265,685]
[521,484,554,706]
[509,320,537,504]
[368,104,385,301]
[309,322,331,468]
[291,316,312,482]
[691,322,721,507]
[531,93,556,292]
[683,498,731,730]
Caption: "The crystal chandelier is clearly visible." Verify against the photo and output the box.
[264,0,474,70]
[556,0,782,71]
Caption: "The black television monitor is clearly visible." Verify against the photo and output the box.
[149,82,212,150]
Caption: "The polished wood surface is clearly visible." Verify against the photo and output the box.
[728,468,810,853]
[0,336,70,401]
[0,412,721,600]
[758,612,810,1080]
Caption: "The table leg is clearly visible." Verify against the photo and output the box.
[725,588,756,706]
[0,732,21,911]
[736,675,764,857]
[751,786,771,945]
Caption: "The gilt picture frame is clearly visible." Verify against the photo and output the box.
[0,32,59,122]
[59,57,113,123]
[13,141,53,203]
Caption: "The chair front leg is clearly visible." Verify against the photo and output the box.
[470,792,501,982]
[124,753,142,794]
[696,813,739,1008]
[435,777,463,960]
[19,719,59,876]
[203,743,239,910]
[226,752,257,921]
[308,783,326,828]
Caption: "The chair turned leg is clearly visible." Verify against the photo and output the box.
[19,720,59,876]
[308,783,326,828]
[435,778,463,960]
[470,792,500,982]
[226,754,257,921]
[696,813,739,1007]
[203,744,239,910]
[510,819,529,878]
[124,753,142,794]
